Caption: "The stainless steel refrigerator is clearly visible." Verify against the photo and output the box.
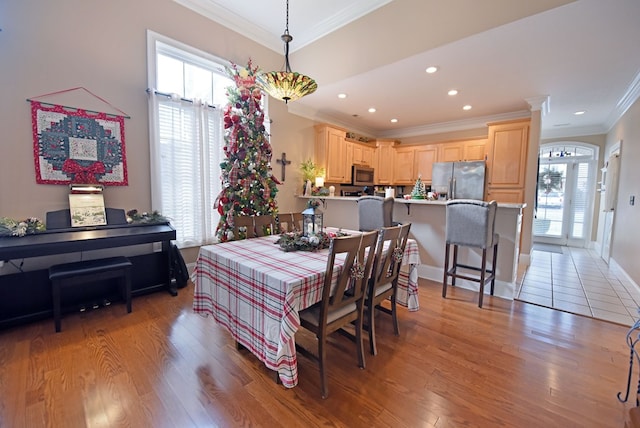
[431,161,486,200]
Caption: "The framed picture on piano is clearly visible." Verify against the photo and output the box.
[68,185,107,227]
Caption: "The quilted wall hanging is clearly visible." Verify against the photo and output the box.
[30,88,129,186]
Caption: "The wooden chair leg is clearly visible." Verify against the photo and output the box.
[391,295,399,336]
[355,307,366,369]
[319,335,328,399]
[368,302,377,356]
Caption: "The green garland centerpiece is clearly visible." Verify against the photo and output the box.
[275,228,349,252]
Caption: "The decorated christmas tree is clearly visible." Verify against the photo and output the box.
[215,60,279,242]
[410,174,427,199]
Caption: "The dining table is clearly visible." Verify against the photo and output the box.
[192,227,421,388]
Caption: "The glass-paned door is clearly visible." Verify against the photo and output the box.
[533,144,597,247]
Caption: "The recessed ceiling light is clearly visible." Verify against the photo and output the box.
[368,107,376,113]
[390,118,398,123]
[448,89,458,96]
[574,110,586,115]
[425,66,438,74]
[463,105,472,111]
[337,93,347,99]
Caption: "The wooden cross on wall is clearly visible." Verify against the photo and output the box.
[276,152,291,182]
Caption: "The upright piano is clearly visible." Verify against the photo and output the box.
[0,223,177,328]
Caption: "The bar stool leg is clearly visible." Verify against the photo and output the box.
[478,249,487,308]
[442,243,451,298]
[451,245,458,286]
[491,241,498,295]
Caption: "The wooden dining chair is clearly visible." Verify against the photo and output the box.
[365,222,412,355]
[276,212,303,233]
[297,230,378,399]
[233,215,255,240]
[253,215,276,237]
[234,215,276,239]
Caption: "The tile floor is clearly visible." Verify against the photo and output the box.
[516,245,640,326]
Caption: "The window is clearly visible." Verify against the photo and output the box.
[147,31,233,248]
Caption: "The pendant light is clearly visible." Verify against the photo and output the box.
[256,0,317,104]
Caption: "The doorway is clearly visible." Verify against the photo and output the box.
[533,143,598,247]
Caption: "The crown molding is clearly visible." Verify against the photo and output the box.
[174,0,283,52]
[378,111,532,139]
[287,103,533,139]
[541,124,608,140]
[525,95,550,116]
[173,0,391,53]
[604,69,640,133]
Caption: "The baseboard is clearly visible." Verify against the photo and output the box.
[416,264,516,300]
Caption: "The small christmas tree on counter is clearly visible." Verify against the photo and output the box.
[215,60,279,242]
[410,174,427,199]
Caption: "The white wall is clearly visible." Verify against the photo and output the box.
[0,0,315,264]
[605,98,640,286]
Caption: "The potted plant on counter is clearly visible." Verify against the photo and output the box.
[299,159,325,196]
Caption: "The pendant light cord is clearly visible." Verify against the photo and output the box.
[282,0,293,73]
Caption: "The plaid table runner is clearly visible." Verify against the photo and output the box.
[193,230,421,388]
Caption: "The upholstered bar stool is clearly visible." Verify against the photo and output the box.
[357,196,394,231]
[442,199,499,308]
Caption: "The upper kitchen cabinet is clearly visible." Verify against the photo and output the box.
[351,142,375,167]
[439,143,463,163]
[486,119,530,188]
[315,124,348,183]
[462,139,487,161]
[374,139,396,185]
[485,118,530,203]
[414,145,438,182]
[393,146,416,185]
[438,138,487,162]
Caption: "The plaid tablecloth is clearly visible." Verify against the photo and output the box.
[192,230,421,388]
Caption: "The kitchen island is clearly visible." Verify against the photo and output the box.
[299,196,526,300]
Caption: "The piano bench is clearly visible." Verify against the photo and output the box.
[49,256,133,332]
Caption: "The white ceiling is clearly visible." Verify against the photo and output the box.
[176,0,640,140]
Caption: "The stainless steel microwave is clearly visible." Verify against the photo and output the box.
[351,165,375,186]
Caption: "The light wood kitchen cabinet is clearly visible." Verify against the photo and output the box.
[438,139,487,162]
[351,142,375,167]
[485,118,530,202]
[439,143,463,163]
[486,187,525,203]
[375,139,396,185]
[463,139,487,161]
[414,145,438,182]
[315,124,348,183]
[393,146,416,185]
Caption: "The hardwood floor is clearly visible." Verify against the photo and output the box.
[0,279,635,427]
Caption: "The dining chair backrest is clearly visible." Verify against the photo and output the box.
[364,222,411,355]
[369,225,403,295]
[234,215,276,239]
[277,212,303,233]
[233,215,255,240]
[398,222,412,259]
[319,230,378,324]
[253,215,276,237]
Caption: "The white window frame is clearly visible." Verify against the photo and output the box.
[146,30,231,248]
